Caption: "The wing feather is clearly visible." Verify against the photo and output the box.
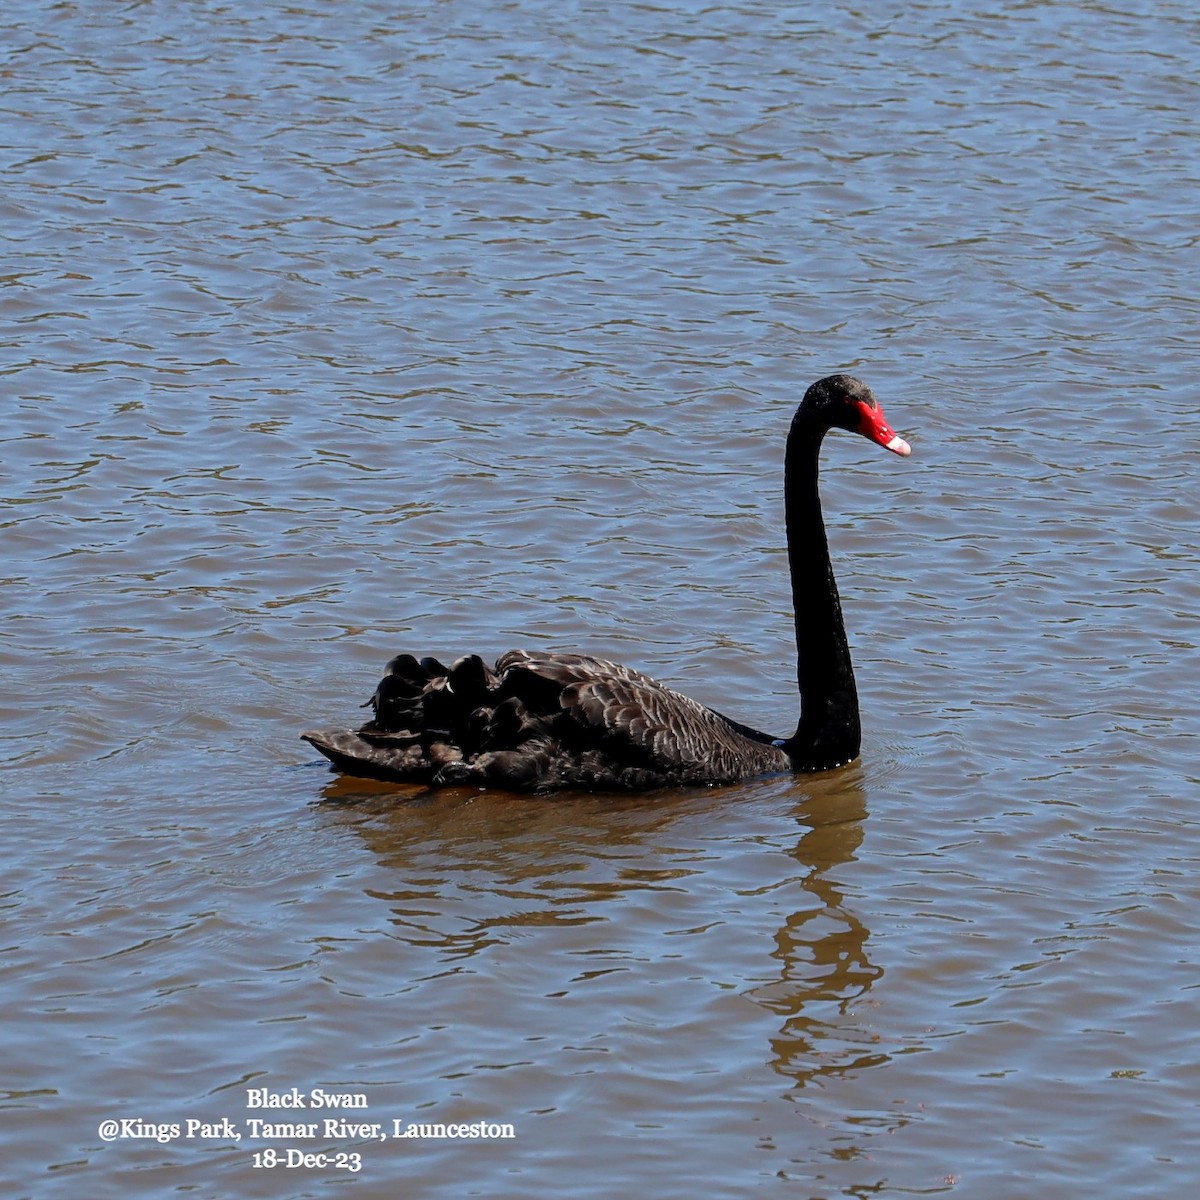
[303,649,789,792]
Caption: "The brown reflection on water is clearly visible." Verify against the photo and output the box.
[319,768,885,1103]
[753,775,886,1094]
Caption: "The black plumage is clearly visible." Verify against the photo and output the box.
[304,650,790,791]
[303,375,911,793]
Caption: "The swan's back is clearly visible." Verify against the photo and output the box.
[302,649,790,792]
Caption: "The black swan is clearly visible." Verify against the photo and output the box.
[303,374,910,792]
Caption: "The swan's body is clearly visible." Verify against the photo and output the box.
[303,375,910,792]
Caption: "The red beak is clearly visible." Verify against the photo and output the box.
[854,400,911,456]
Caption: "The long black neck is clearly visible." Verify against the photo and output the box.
[782,409,861,769]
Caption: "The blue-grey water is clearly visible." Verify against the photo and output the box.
[3,1,1198,1197]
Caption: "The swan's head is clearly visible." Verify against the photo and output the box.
[804,374,911,457]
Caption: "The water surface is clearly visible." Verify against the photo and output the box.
[3,1,1198,1197]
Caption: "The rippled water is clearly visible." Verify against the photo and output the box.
[3,1,1199,1196]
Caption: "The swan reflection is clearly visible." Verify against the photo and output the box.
[748,772,886,1091]
[319,769,881,1101]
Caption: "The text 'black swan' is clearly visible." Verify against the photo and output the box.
[303,375,911,792]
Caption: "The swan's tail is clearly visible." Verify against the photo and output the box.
[302,652,523,786]
[300,728,433,782]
